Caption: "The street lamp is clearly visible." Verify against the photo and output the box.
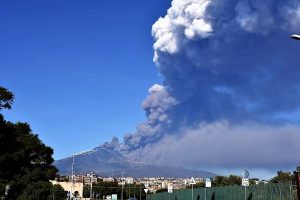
[291,34,300,40]
[71,154,76,199]
[90,173,94,200]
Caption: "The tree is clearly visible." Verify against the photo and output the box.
[51,184,67,200]
[17,182,66,200]
[213,175,241,187]
[226,175,242,186]
[270,171,294,184]
[74,191,79,197]
[0,87,14,110]
[213,176,226,186]
[188,182,205,189]
[0,87,63,199]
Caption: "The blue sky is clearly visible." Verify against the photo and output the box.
[0,0,171,159]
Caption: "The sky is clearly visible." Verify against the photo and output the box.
[0,0,170,159]
[1,0,300,179]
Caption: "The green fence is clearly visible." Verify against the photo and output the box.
[149,184,296,200]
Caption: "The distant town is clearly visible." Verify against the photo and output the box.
[51,172,274,199]
[54,173,271,192]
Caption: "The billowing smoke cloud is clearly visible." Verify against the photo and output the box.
[129,121,300,170]
[121,0,300,170]
[123,84,178,149]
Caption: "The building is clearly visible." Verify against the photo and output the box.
[84,173,98,185]
[125,177,134,184]
[50,180,84,198]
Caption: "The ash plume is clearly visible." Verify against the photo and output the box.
[122,0,300,170]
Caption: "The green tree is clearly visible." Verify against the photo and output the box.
[226,175,241,186]
[19,181,52,200]
[213,175,241,186]
[0,87,14,110]
[17,182,66,200]
[187,181,205,189]
[51,184,67,200]
[0,87,63,199]
[213,176,226,186]
[270,171,294,184]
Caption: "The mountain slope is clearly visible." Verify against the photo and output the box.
[55,144,216,178]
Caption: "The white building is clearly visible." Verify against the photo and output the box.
[125,177,134,184]
[50,180,84,198]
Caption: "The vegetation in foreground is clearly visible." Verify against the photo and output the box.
[0,87,66,200]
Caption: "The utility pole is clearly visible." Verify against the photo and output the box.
[121,171,125,200]
[139,183,141,200]
[71,154,75,199]
[129,186,131,199]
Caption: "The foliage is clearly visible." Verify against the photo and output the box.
[16,182,66,200]
[18,181,52,200]
[0,87,14,110]
[187,181,205,189]
[213,175,242,186]
[194,181,205,188]
[51,184,68,200]
[0,87,64,199]
[270,171,295,184]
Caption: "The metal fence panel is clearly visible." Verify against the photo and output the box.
[149,183,295,200]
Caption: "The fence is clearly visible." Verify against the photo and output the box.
[149,183,296,200]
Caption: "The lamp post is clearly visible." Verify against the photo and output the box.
[290,35,300,198]
[290,34,300,200]
[291,34,300,200]
[71,154,75,199]
[90,173,94,200]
